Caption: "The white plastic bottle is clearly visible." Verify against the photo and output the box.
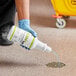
[7,26,52,52]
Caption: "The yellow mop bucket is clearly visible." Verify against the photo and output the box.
[51,0,76,28]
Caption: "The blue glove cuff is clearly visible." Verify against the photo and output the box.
[18,19,30,28]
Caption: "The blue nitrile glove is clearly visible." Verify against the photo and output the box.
[19,19,37,37]
[19,19,37,50]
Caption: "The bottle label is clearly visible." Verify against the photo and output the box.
[9,26,27,43]
[22,33,35,49]
[8,26,35,49]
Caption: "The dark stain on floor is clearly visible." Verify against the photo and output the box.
[46,62,66,68]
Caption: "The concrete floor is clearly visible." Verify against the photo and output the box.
[0,0,76,76]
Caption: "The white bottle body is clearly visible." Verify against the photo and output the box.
[7,26,52,52]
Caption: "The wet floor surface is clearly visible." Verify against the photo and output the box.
[46,62,66,68]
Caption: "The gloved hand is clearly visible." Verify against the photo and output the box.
[18,19,37,37]
[18,19,37,50]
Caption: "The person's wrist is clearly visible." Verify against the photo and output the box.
[18,19,30,27]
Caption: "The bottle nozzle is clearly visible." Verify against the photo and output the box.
[35,39,52,52]
[45,45,52,52]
